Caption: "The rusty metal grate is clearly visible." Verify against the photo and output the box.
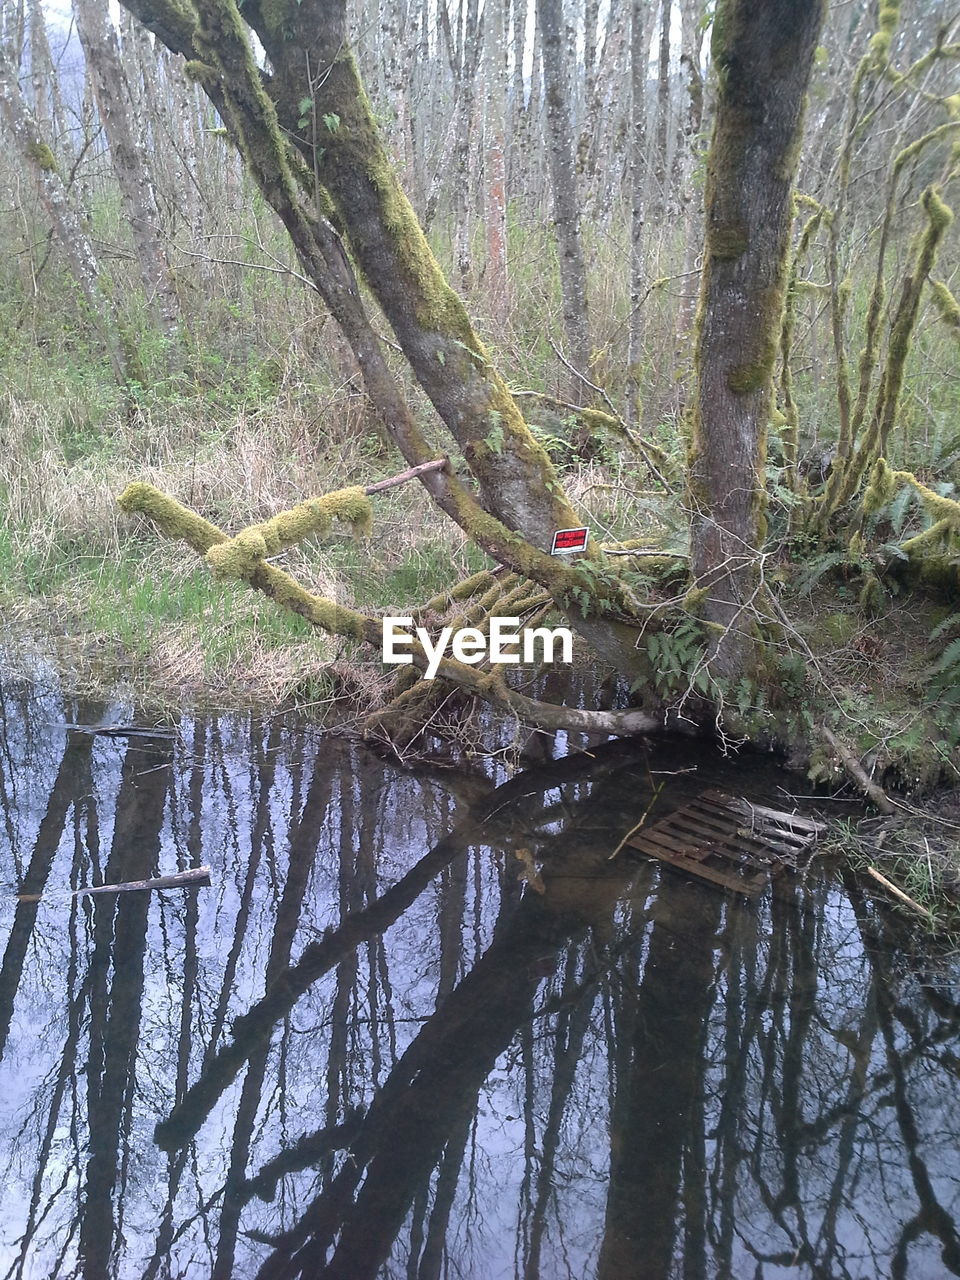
[625,788,825,897]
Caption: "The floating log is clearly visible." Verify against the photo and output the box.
[79,867,211,896]
[16,867,211,902]
[63,723,178,739]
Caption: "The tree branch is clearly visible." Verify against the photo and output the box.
[117,482,661,738]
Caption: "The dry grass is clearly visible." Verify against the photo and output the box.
[0,380,486,710]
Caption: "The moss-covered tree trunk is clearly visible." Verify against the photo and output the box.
[689,0,826,679]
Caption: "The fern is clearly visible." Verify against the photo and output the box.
[927,618,960,742]
[888,485,915,537]
[929,612,960,642]
[795,550,848,595]
[932,635,960,675]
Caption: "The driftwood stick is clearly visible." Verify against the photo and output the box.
[15,867,212,903]
[864,866,932,918]
[820,726,896,815]
[78,867,211,896]
[724,797,826,833]
[59,723,177,739]
[364,458,447,493]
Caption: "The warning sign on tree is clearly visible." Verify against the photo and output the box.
[550,527,589,555]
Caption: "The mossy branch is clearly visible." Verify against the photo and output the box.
[205,488,373,578]
[117,482,660,737]
[929,278,960,335]
[863,458,960,540]
[511,389,677,485]
[813,186,954,528]
[781,204,828,493]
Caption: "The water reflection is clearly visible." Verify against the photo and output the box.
[0,679,957,1278]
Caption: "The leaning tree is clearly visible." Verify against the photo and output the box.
[115,0,826,740]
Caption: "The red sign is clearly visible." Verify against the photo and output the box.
[551,527,589,555]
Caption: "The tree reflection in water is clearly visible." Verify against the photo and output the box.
[0,679,956,1279]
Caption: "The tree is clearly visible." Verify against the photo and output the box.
[73,0,181,337]
[111,0,832,738]
[0,36,128,382]
[114,0,654,700]
[688,0,827,678]
[537,0,590,387]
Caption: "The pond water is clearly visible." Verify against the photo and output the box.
[0,678,957,1280]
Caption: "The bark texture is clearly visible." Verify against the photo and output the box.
[689,0,826,678]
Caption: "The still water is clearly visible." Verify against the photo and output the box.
[0,678,957,1279]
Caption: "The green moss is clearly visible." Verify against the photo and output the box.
[893,122,960,179]
[118,483,375,648]
[707,224,749,260]
[256,562,370,643]
[930,279,960,329]
[863,463,960,569]
[821,612,857,645]
[318,57,472,338]
[923,185,954,235]
[190,0,300,213]
[899,520,954,554]
[859,574,884,618]
[118,482,227,555]
[728,360,772,394]
[184,60,219,89]
[259,0,294,36]
[868,0,900,64]
[682,586,709,611]
[26,141,58,173]
[205,486,372,578]
[862,458,897,515]
[448,570,497,602]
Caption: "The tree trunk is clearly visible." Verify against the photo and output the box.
[577,0,600,185]
[675,0,706,340]
[482,0,510,320]
[625,0,649,425]
[689,0,826,679]
[652,0,672,220]
[73,0,180,337]
[537,0,590,390]
[0,47,127,382]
